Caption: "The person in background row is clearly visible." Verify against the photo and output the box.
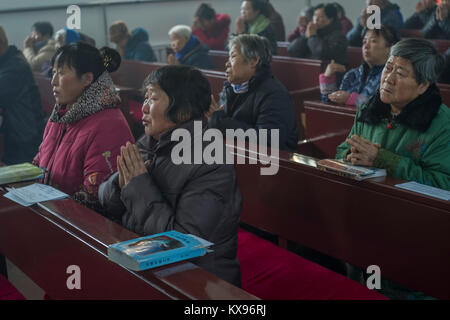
[336,39,450,192]
[288,3,348,67]
[23,21,56,72]
[439,48,450,83]
[346,0,403,47]
[404,0,437,30]
[109,21,156,62]
[41,28,97,77]
[208,34,298,152]
[33,43,134,209]
[235,0,277,54]
[192,3,231,51]
[287,6,315,42]
[54,28,81,50]
[0,26,44,165]
[99,65,242,288]
[333,2,354,35]
[262,0,286,41]
[167,25,214,70]
[320,25,399,108]
[422,0,450,39]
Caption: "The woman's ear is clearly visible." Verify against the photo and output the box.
[417,81,430,96]
[249,56,260,70]
[81,72,94,87]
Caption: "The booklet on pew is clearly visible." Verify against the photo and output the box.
[3,183,68,207]
[317,159,386,181]
[108,230,214,271]
[0,163,44,185]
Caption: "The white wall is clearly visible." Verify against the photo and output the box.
[0,0,416,55]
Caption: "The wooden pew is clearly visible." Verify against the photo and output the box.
[228,142,450,299]
[348,47,363,69]
[0,193,257,300]
[400,29,423,38]
[33,73,56,116]
[346,39,449,71]
[439,83,450,105]
[434,39,450,53]
[303,100,355,158]
[208,50,323,92]
[290,87,320,142]
[277,41,290,56]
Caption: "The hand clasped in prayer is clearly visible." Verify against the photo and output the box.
[117,142,151,188]
[346,135,381,166]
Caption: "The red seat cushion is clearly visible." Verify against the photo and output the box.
[0,275,25,300]
[237,228,387,300]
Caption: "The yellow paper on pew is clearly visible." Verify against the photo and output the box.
[0,163,44,185]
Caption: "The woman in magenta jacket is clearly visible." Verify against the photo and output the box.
[33,42,134,208]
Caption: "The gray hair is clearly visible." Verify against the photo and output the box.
[168,25,192,40]
[229,34,272,70]
[390,38,445,84]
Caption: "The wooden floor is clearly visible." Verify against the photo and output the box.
[6,258,44,300]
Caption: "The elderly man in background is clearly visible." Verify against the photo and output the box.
[167,24,214,69]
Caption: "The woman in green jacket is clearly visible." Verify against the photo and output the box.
[336,39,450,191]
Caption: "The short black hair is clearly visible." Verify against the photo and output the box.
[51,42,121,81]
[144,65,211,124]
[32,21,54,37]
[362,24,400,47]
[244,0,268,16]
[195,3,216,21]
[314,3,338,21]
[332,2,346,17]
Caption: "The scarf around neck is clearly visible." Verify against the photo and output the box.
[231,81,249,94]
[358,84,442,132]
[248,14,271,35]
[175,35,199,60]
[49,71,120,124]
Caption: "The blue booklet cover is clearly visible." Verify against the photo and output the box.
[107,230,213,271]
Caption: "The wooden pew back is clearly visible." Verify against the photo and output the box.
[208,50,323,92]
[0,194,257,300]
[277,41,290,56]
[348,47,363,69]
[228,142,450,299]
[33,73,56,116]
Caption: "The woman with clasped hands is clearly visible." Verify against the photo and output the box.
[99,65,242,287]
[336,39,450,190]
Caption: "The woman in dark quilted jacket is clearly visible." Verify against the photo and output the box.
[99,65,242,287]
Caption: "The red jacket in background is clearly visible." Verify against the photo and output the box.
[192,13,230,51]
[340,17,354,36]
[33,72,135,198]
